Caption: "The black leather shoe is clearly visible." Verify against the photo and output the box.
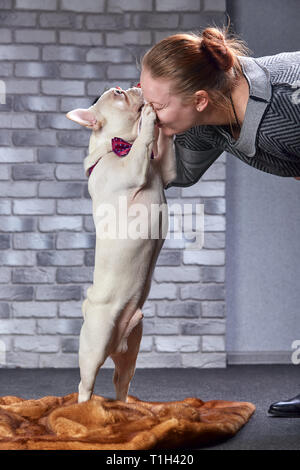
[268,393,300,417]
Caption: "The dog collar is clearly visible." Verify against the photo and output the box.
[88,137,154,176]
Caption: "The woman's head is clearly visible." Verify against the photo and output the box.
[140,26,250,135]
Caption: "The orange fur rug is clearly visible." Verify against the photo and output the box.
[0,393,255,450]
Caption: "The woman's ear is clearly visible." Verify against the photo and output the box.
[66,107,105,130]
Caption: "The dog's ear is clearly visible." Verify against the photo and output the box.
[66,107,105,131]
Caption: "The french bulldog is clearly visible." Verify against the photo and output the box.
[66,86,176,403]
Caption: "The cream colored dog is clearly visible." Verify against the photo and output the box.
[66,86,176,403]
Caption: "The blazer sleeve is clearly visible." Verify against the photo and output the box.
[165,132,223,189]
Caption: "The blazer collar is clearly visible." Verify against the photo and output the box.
[216,56,272,157]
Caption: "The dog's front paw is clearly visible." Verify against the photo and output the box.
[139,103,156,144]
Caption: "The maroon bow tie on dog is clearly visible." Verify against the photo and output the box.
[89,137,154,176]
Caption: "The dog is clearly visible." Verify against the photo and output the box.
[66,86,176,403]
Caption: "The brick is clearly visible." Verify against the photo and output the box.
[0,45,38,60]
[181,319,225,335]
[0,303,10,319]
[0,12,36,27]
[59,31,103,46]
[37,250,84,266]
[86,47,131,63]
[37,318,82,334]
[36,286,82,301]
[14,336,59,353]
[39,13,83,29]
[12,131,56,147]
[108,0,152,11]
[13,199,55,215]
[55,164,86,180]
[0,182,37,197]
[57,130,89,147]
[38,148,84,164]
[0,286,34,301]
[183,182,225,197]
[0,63,13,76]
[154,266,200,283]
[15,62,59,77]
[16,0,57,9]
[7,352,39,368]
[107,65,140,79]
[156,250,181,266]
[202,162,226,180]
[14,96,58,112]
[0,268,10,283]
[15,29,56,43]
[0,216,36,232]
[0,1,12,9]
[61,0,104,12]
[38,114,78,130]
[203,0,226,12]
[59,301,82,318]
[0,166,10,180]
[61,337,79,353]
[0,251,35,266]
[0,200,11,215]
[106,31,151,46]
[201,266,225,282]
[14,233,55,250]
[0,234,10,249]
[56,267,93,283]
[0,113,36,129]
[6,79,39,94]
[57,200,92,216]
[148,283,177,300]
[0,148,35,163]
[155,0,200,11]
[86,14,130,30]
[133,13,179,29]
[181,352,226,368]
[135,352,181,368]
[203,198,226,214]
[39,353,78,368]
[84,250,94,266]
[183,249,225,265]
[202,335,225,352]
[43,45,86,62]
[181,284,224,301]
[155,336,199,353]
[60,63,105,79]
[1,319,35,334]
[201,301,225,318]
[0,131,12,146]
[12,301,57,318]
[42,80,84,95]
[204,233,225,250]
[12,164,55,181]
[60,97,93,113]
[39,182,83,198]
[182,12,226,30]
[56,232,95,249]
[12,267,55,284]
[84,216,94,232]
[39,216,82,232]
[157,302,200,318]
[0,29,12,43]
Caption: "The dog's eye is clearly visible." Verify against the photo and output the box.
[114,89,123,95]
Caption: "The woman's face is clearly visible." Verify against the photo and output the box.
[140,67,201,136]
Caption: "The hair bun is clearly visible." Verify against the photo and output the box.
[201,27,234,72]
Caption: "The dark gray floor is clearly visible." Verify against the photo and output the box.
[0,365,299,450]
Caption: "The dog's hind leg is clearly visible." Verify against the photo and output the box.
[78,305,114,403]
[111,316,143,402]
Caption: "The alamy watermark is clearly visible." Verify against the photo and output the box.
[291,340,300,365]
[0,80,6,105]
[94,197,205,250]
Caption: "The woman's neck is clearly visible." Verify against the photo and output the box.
[197,74,250,128]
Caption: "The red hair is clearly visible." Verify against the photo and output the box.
[141,25,250,117]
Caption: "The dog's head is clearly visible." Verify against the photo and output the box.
[66,87,145,139]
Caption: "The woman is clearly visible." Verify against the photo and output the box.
[139,26,300,417]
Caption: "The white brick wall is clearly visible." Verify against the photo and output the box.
[0,0,227,368]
